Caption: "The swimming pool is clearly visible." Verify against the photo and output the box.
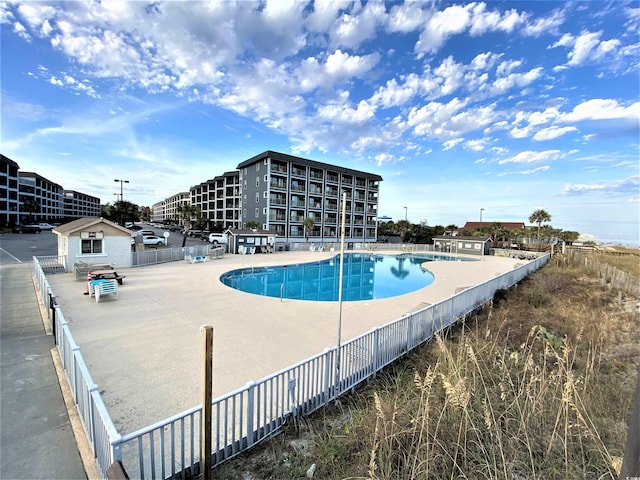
[220,253,472,301]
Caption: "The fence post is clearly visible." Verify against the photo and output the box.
[246,381,255,447]
[323,348,332,405]
[372,328,379,374]
[49,293,57,341]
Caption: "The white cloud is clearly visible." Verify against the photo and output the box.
[498,150,563,165]
[416,4,473,54]
[532,125,578,141]
[561,175,639,196]
[561,99,640,122]
[329,1,386,49]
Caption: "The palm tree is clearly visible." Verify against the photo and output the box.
[529,209,552,251]
[177,203,201,247]
[302,217,315,242]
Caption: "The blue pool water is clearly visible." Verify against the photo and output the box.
[220,253,471,302]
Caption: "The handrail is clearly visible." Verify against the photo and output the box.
[280,283,297,302]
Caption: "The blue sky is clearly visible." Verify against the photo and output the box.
[1,1,638,245]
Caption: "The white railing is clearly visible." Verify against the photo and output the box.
[34,253,549,479]
[114,254,550,478]
[132,245,211,267]
[32,257,121,477]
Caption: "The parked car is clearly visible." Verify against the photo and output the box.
[209,232,228,245]
[128,225,143,231]
[137,229,155,237]
[13,224,41,234]
[142,235,166,246]
[38,223,55,230]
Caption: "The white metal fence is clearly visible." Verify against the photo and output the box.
[132,245,212,267]
[32,258,121,476]
[33,252,549,479]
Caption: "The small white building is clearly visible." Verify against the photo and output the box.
[53,217,134,271]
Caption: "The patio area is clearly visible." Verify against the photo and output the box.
[46,250,525,434]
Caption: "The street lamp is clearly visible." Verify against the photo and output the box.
[335,191,347,399]
[114,179,129,202]
[113,193,120,202]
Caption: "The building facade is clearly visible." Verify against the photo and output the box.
[1,155,20,227]
[237,151,382,244]
[163,192,191,225]
[63,190,101,219]
[0,154,101,227]
[190,171,241,231]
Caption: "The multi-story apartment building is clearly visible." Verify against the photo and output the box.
[0,154,101,227]
[190,171,241,231]
[163,192,191,225]
[18,172,65,222]
[1,155,20,227]
[237,151,382,243]
[63,190,101,218]
[151,200,166,223]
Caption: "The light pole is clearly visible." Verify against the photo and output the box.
[480,208,484,223]
[113,193,120,202]
[404,206,407,222]
[335,191,347,399]
[114,179,129,202]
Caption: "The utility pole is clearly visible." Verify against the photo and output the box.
[480,208,484,223]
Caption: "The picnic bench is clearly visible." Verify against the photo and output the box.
[90,270,126,285]
[89,279,118,303]
[74,261,114,280]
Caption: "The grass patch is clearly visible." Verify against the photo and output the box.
[215,253,639,479]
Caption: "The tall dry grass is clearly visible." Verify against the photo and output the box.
[215,253,639,479]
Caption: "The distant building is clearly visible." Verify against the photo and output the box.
[236,151,382,244]
[63,190,101,218]
[1,154,101,228]
[190,171,241,230]
[171,150,383,245]
[1,155,20,227]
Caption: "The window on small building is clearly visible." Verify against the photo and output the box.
[81,239,103,254]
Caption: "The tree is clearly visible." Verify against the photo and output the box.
[529,209,552,251]
[302,217,315,242]
[396,219,412,242]
[21,199,40,224]
[177,203,201,247]
[245,221,260,230]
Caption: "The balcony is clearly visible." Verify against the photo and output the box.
[308,185,323,195]
[309,170,323,180]
[271,163,288,174]
[291,165,306,177]
[270,197,287,206]
[326,173,339,183]
[270,180,288,190]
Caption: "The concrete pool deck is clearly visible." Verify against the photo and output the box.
[46,250,527,433]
